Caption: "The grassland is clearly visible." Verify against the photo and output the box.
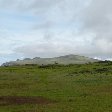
[0,62,112,112]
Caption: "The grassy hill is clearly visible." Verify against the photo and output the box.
[2,54,99,66]
[0,61,112,112]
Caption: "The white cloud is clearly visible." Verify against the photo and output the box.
[0,0,112,63]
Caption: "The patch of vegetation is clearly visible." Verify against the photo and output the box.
[0,62,112,112]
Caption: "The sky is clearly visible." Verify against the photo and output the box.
[0,0,112,64]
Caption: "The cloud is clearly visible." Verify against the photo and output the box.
[14,30,96,58]
[0,0,112,63]
[80,0,112,57]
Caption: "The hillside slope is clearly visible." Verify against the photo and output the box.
[2,54,99,66]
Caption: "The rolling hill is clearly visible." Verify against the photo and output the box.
[2,54,99,66]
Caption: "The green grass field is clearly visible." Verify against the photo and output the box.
[0,62,112,112]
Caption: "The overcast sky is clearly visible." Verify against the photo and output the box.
[0,0,112,64]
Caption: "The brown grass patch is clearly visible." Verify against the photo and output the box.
[0,96,55,106]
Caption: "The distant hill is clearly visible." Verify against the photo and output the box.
[1,54,99,66]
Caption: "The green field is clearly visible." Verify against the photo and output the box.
[0,62,112,112]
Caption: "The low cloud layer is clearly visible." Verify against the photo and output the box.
[0,0,112,63]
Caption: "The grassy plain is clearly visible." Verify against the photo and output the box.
[0,62,112,112]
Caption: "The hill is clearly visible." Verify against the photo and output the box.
[0,62,112,112]
[2,54,99,66]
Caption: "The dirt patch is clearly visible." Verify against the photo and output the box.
[0,96,54,106]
